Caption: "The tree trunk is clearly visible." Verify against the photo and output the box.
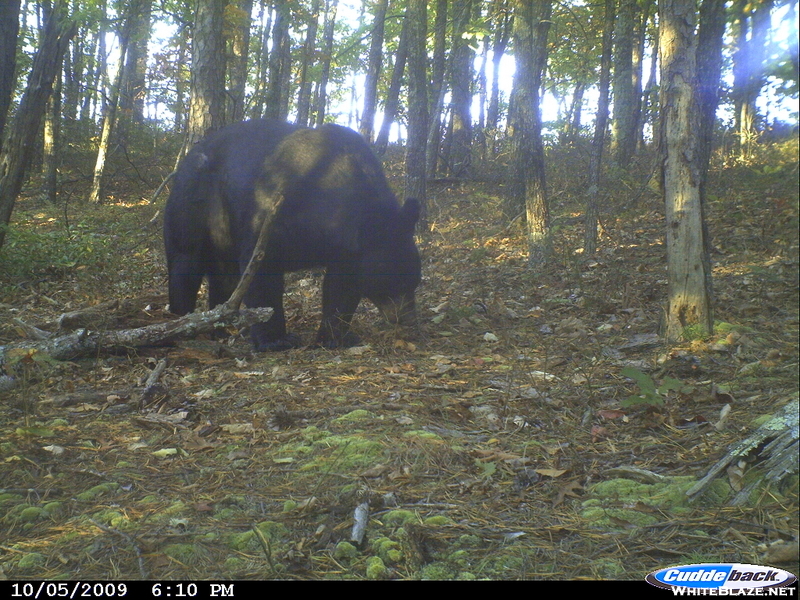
[447,0,473,178]
[612,0,637,167]
[659,0,714,341]
[375,13,408,154]
[404,0,428,227]
[119,0,152,125]
[359,0,387,141]
[732,0,773,158]
[264,0,291,122]
[584,0,614,256]
[228,0,254,123]
[89,7,135,204]
[296,0,321,127]
[313,0,338,126]
[0,0,21,146]
[487,0,510,158]
[425,0,447,175]
[42,72,62,204]
[509,0,552,267]
[0,0,75,250]
[184,0,227,151]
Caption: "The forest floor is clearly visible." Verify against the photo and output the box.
[0,137,798,581]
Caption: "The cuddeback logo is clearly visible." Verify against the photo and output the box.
[646,563,797,590]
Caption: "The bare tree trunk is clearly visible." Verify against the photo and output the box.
[447,0,473,177]
[0,0,21,146]
[425,0,447,176]
[612,0,637,167]
[404,0,428,227]
[119,0,152,125]
[313,0,338,126]
[0,0,75,250]
[660,0,714,341]
[375,13,408,154]
[296,0,321,127]
[228,0,254,123]
[487,0,510,158]
[359,0,387,141]
[584,0,614,256]
[264,0,290,122]
[89,8,135,204]
[42,72,62,204]
[184,0,226,152]
[508,0,552,268]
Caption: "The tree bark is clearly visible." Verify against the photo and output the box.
[313,0,338,126]
[659,0,714,341]
[612,0,637,167]
[375,12,408,154]
[404,0,428,227]
[447,0,473,177]
[425,0,447,176]
[508,0,552,267]
[584,0,614,256]
[0,0,21,146]
[0,0,75,250]
[359,0,387,141]
[184,0,227,152]
[296,0,321,127]
[228,0,254,123]
[264,0,291,122]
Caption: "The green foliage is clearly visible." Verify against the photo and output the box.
[620,367,689,408]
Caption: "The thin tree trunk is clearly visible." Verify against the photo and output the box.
[375,13,408,154]
[660,0,714,341]
[296,0,321,127]
[313,0,338,126]
[487,0,510,158]
[0,1,75,250]
[425,0,447,175]
[89,9,134,204]
[359,0,387,141]
[42,71,62,204]
[0,0,22,146]
[228,0,254,123]
[404,0,428,227]
[448,0,473,177]
[612,0,637,167]
[264,0,290,122]
[584,0,614,256]
[509,0,552,267]
[184,0,226,151]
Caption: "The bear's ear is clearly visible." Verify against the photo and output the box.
[400,198,421,232]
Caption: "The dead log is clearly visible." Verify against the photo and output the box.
[0,305,272,364]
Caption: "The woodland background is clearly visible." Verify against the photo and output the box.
[0,0,798,581]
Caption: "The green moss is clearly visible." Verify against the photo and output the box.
[365,556,388,579]
[419,562,456,580]
[423,515,453,526]
[163,543,205,565]
[75,482,120,502]
[383,510,418,526]
[20,506,46,522]
[372,537,403,564]
[332,409,374,424]
[333,541,358,561]
[455,534,482,548]
[17,552,46,571]
[42,501,64,517]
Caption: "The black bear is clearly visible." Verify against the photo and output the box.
[164,119,421,350]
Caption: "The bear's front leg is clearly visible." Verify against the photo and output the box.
[316,270,362,348]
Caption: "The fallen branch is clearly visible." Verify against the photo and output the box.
[0,305,272,365]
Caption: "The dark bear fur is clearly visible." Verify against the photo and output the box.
[164,119,421,350]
